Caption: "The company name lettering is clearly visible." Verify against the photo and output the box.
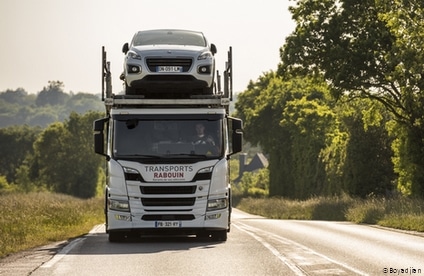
[144,165,193,173]
[154,172,185,178]
[144,165,193,180]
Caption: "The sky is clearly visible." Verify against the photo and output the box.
[0,0,296,95]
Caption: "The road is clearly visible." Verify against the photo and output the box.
[1,209,423,275]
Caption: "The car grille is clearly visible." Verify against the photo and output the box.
[146,58,193,72]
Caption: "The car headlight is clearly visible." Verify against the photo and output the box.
[109,199,130,212]
[198,51,212,60]
[128,51,141,60]
[207,198,227,211]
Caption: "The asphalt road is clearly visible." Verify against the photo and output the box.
[1,209,423,275]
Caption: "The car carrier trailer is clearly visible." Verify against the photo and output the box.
[94,46,242,242]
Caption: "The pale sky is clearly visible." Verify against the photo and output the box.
[0,0,296,95]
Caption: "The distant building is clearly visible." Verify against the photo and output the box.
[237,152,269,181]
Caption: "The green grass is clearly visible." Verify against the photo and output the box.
[1,192,423,259]
[236,194,424,232]
[0,192,104,258]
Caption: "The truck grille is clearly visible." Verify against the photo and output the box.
[141,186,196,194]
[142,214,195,221]
[146,58,192,72]
[141,197,195,206]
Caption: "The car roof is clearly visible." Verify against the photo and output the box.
[132,29,207,47]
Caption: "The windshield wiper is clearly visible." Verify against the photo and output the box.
[118,154,162,158]
[164,153,210,158]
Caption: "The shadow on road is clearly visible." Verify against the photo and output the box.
[65,230,224,256]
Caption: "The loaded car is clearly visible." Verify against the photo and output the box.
[121,29,217,96]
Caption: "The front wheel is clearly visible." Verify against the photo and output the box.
[108,231,125,242]
[211,230,227,242]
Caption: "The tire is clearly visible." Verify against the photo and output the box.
[108,231,125,242]
[211,230,227,242]
[196,231,210,239]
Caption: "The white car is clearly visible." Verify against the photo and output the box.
[121,29,217,96]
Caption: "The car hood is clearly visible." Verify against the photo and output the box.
[131,44,208,56]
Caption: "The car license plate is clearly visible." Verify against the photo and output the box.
[157,66,182,72]
[155,221,182,228]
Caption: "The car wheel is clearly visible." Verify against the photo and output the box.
[203,85,214,95]
[125,83,137,95]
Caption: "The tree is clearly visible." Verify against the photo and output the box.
[279,0,424,197]
[36,81,70,106]
[339,99,395,197]
[32,111,104,198]
[0,125,41,183]
[0,88,30,104]
[236,75,337,198]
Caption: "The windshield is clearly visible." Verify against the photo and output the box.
[133,30,206,47]
[113,119,222,159]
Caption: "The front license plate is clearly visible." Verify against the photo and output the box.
[157,66,182,72]
[155,221,182,228]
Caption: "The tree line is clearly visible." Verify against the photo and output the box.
[0,82,105,198]
[236,0,424,199]
[3,0,424,200]
[0,81,104,128]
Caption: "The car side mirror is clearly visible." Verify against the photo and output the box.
[211,43,217,55]
[122,43,129,54]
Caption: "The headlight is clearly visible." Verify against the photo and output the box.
[128,51,141,60]
[198,166,213,173]
[109,199,130,212]
[123,167,139,174]
[207,198,227,211]
[198,51,212,60]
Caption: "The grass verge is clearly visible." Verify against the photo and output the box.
[0,192,103,258]
[236,194,424,232]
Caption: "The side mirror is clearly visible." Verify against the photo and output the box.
[228,117,243,155]
[93,118,110,159]
[122,43,129,54]
[210,43,217,55]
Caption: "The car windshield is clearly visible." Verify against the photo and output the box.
[133,30,206,47]
[113,119,222,158]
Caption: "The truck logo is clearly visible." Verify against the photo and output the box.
[143,165,193,181]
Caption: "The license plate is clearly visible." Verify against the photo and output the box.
[155,221,182,228]
[157,66,182,72]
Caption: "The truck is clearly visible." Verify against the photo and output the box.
[94,46,243,242]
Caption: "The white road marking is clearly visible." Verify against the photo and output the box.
[234,223,307,276]
[40,238,85,268]
[235,222,369,276]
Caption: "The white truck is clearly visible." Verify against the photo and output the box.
[94,47,242,242]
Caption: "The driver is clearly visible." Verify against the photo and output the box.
[192,123,215,146]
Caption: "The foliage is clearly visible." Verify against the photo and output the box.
[236,75,338,199]
[35,81,69,106]
[337,99,395,196]
[0,125,41,184]
[0,192,103,258]
[0,84,104,128]
[279,0,424,197]
[236,168,269,197]
[30,112,104,198]
[236,195,424,231]
[0,176,18,194]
